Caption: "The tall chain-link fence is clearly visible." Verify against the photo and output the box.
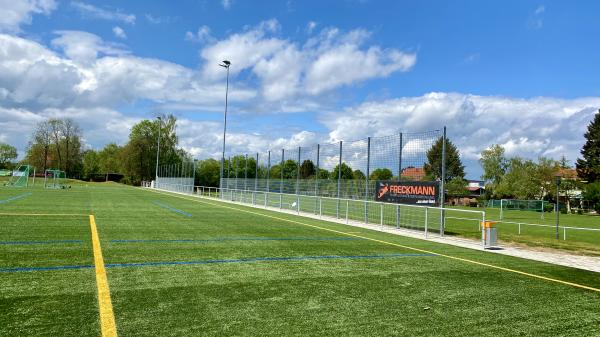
[221,129,445,202]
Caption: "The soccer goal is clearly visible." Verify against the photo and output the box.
[5,165,34,187]
[44,169,67,189]
[487,199,549,220]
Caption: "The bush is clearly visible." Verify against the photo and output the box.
[583,182,600,214]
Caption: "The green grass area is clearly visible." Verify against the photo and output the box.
[1,183,599,336]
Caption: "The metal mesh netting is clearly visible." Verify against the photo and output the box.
[156,161,195,193]
[221,129,442,201]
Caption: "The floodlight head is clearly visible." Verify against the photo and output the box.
[219,60,231,68]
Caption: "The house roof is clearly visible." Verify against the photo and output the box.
[557,168,579,179]
[401,167,425,180]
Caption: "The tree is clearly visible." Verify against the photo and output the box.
[369,168,393,181]
[331,163,354,180]
[299,160,316,179]
[318,168,330,179]
[196,159,220,187]
[121,114,180,184]
[353,169,365,180]
[27,121,52,173]
[479,144,507,193]
[577,110,600,182]
[446,177,469,196]
[424,137,465,181]
[82,150,100,180]
[98,143,123,173]
[0,143,17,169]
[583,182,600,213]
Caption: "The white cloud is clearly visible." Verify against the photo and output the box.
[306,21,317,34]
[529,5,545,30]
[200,19,416,101]
[221,0,232,10]
[185,25,214,44]
[71,1,135,25]
[51,30,128,64]
[321,92,600,177]
[0,0,56,32]
[112,26,126,39]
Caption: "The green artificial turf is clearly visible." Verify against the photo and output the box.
[0,183,599,336]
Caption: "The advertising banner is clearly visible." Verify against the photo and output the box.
[375,180,439,206]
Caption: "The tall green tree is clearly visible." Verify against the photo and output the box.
[82,150,100,180]
[0,143,17,169]
[195,159,220,187]
[424,137,465,181]
[299,160,316,179]
[353,169,366,180]
[331,163,354,180]
[576,110,600,182]
[121,114,180,183]
[369,168,393,181]
[446,177,469,196]
[479,144,507,193]
[98,143,123,173]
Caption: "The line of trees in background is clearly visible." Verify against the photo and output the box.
[479,110,600,213]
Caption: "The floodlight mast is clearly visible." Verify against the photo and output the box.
[219,60,231,192]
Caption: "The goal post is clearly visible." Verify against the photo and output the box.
[44,169,66,189]
[6,165,32,187]
[487,199,547,220]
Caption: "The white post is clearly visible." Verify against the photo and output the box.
[265,192,268,208]
[346,199,349,224]
[380,203,383,228]
[395,204,399,229]
[500,199,504,220]
[319,197,322,219]
[563,227,566,240]
[440,208,443,237]
[424,207,428,238]
[518,223,521,235]
[297,197,300,214]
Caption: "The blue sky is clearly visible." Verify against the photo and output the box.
[1,0,600,179]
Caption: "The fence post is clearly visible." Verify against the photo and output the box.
[398,132,403,181]
[315,144,320,214]
[319,197,322,219]
[297,146,301,213]
[280,149,284,208]
[518,223,521,234]
[244,153,248,191]
[267,151,271,193]
[365,136,371,224]
[563,227,566,240]
[337,140,342,218]
[440,208,443,237]
[425,207,428,238]
[346,199,349,224]
[395,204,400,229]
[440,126,447,236]
[380,203,383,228]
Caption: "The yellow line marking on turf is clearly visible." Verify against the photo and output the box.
[89,215,118,337]
[0,212,88,216]
[145,188,600,293]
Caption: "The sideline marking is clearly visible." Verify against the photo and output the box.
[152,200,193,217]
[89,215,118,337]
[0,192,31,204]
[0,212,88,217]
[145,188,600,293]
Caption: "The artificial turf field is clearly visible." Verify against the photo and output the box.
[0,183,599,336]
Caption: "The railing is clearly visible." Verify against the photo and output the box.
[486,219,600,241]
[177,185,486,244]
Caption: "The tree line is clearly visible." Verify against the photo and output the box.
[479,109,600,212]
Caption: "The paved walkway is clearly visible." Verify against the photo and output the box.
[151,188,600,273]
